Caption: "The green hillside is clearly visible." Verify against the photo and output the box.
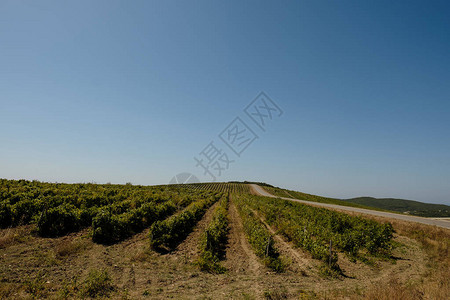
[255,183,450,218]
[344,197,450,217]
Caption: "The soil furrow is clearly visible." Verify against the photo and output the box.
[248,207,316,275]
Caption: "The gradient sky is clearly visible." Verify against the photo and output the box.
[1,1,449,204]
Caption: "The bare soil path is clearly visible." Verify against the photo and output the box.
[247,207,316,275]
[224,201,262,275]
[173,201,220,262]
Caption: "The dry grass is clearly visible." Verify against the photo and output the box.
[361,219,449,300]
[0,226,29,249]
[0,282,19,299]
[362,277,424,300]
[54,239,88,258]
[0,229,15,249]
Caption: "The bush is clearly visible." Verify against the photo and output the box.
[150,195,219,251]
[92,201,177,244]
[92,210,123,244]
[235,198,284,272]
[78,206,100,227]
[0,179,224,243]
[12,198,43,225]
[0,201,12,228]
[241,194,396,272]
[364,222,394,254]
[197,197,229,273]
[37,203,80,237]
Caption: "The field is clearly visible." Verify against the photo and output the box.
[0,179,449,299]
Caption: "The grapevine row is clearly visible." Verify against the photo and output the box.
[149,193,223,252]
[243,195,394,270]
[182,182,250,194]
[197,195,229,273]
[234,196,284,272]
[0,179,223,245]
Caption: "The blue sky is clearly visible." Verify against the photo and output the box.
[1,1,449,204]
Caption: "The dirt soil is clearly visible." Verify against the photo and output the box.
[0,197,435,299]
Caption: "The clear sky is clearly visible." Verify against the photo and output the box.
[1,1,449,204]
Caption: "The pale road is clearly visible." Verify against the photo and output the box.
[250,184,450,230]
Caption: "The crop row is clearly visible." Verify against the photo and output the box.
[0,179,195,228]
[186,182,250,194]
[0,179,224,245]
[91,201,178,244]
[149,193,224,252]
[197,195,229,273]
[243,195,394,269]
[234,196,284,272]
[36,190,209,239]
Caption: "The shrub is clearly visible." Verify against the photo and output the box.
[92,201,177,244]
[197,197,229,273]
[37,203,80,237]
[92,210,123,244]
[0,201,12,228]
[12,198,43,225]
[242,194,395,271]
[235,198,284,272]
[150,195,219,251]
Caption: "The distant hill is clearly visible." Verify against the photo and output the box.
[344,197,450,217]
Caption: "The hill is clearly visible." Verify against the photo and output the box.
[256,183,450,218]
[344,197,450,217]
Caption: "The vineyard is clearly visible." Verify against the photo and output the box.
[182,182,250,194]
[197,195,230,273]
[0,179,447,299]
[0,179,222,244]
[238,194,394,272]
[149,193,223,252]
[234,196,284,272]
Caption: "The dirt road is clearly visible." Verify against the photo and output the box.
[250,184,450,229]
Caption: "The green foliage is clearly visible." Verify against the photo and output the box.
[37,203,80,237]
[234,197,284,272]
[265,185,450,217]
[0,179,220,242]
[346,197,450,217]
[0,200,12,227]
[242,194,395,270]
[197,250,226,274]
[264,186,377,210]
[197,196,229,273]
[92,201,177,244]
[149,194,221,252]
[184,182,251,194]
[12,198,44,225]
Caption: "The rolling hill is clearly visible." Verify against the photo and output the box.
[344,197,450,217]
[253,183,450,218]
